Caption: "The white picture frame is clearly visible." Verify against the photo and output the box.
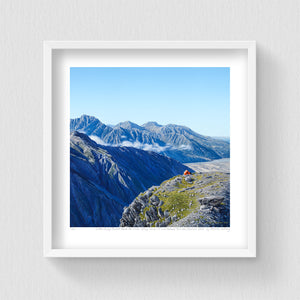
[44,41,256,257]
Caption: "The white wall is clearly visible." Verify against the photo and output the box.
[0,1,299,299]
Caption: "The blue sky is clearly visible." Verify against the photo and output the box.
[70,67,230,136]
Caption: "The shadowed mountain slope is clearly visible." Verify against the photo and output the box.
[70,131,192,227]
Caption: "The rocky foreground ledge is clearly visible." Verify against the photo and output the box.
[120,172,230,227]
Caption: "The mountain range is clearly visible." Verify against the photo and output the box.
[70,131,192,227]
[70,115,230,163]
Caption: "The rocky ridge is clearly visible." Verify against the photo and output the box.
[120,172,230,227]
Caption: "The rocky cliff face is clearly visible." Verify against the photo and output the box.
[70,114,113,136]
[120,172,230,227]
[70,115,230,163]
[70,131,192,227]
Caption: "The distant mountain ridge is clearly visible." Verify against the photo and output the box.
[70,115,230,163]
[70,131,192,227]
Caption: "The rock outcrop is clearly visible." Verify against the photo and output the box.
[120,172,230,227]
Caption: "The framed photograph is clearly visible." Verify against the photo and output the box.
[44,41,256,257]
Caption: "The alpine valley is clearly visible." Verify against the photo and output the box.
[70,115,230,227]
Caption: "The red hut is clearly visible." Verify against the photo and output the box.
[183,170,191,175]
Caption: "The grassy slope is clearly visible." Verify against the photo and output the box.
[138,172,228,227]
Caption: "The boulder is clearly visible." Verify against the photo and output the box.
[208,197,224,206]
[199,196,224,206]
[185,176,193,183]
[174,177,182,183]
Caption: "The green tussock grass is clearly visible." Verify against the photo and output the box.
[157,190,202,220]
[138,172,229,225]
